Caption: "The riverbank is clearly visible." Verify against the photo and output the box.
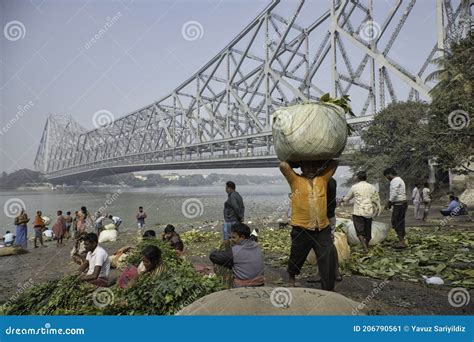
[0,205,472,315]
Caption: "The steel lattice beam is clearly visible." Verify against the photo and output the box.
[34,0,471,181]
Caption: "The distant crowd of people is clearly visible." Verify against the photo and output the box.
[3,167,469,291]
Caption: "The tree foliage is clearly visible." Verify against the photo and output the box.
[348,101,431,191]
[427,33,473,172]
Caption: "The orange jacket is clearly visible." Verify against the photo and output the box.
[280,160,337,230]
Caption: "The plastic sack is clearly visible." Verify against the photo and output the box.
[41,216,51,226]
[307,231,350,264]
[272,103,347,161]
[337,218,389,245]
[98,229,118,243]
[104,223,116,230]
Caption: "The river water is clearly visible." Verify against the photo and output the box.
[0,183,348,235]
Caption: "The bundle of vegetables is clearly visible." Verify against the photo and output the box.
[345,228,474,288]
[272,94,354,162]
[2,239,225,315]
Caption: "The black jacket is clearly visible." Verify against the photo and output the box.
[223,191,245,222]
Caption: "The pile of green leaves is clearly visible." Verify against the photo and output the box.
[319,93,355,117]
[180,229,221,257]
[181,229,220,245]
[1,276,99,315]
[2,238,225,315]
[345,228,474,288]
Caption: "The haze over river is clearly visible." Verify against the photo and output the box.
[0,183,349,235]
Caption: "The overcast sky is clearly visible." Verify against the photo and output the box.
[0,0,439,177]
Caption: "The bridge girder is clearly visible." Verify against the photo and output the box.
[34,0,471,182]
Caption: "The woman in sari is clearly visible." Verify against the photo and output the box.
[76,206,92,237]
[14,209,29,248]
[117,245,164,288]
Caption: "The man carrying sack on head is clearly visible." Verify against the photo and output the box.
[280,160,338,291]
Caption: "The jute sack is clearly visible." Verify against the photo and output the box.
[177,287,364,316]
[272,103,347,162]
[0,246,28,257]
[306,231,350,265]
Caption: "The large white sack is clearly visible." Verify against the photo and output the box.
[41,216,51,226]
[98,229,118,243]
[307,231,350,264]
[104,223,116,230]
[272,103,347,161]
[338,218,389,245]
[177,287,363,316]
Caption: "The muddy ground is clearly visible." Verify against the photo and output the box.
[0,204,472,315]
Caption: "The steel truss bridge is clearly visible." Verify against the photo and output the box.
[34,0,471,182]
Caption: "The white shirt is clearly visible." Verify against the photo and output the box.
[86,245,110,278]
[389,176,407,203]
[343,181,381,218]
[43,230,53,238]
[111,216,121,225]
[3,233,14,244]
[412,187,421,203]
[422,187,431,203]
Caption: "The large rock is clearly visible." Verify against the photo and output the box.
[177,287,363,316]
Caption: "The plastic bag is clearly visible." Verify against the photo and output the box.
[338,218,389,245]
[272,103,347,161]
[98,229,118,243]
